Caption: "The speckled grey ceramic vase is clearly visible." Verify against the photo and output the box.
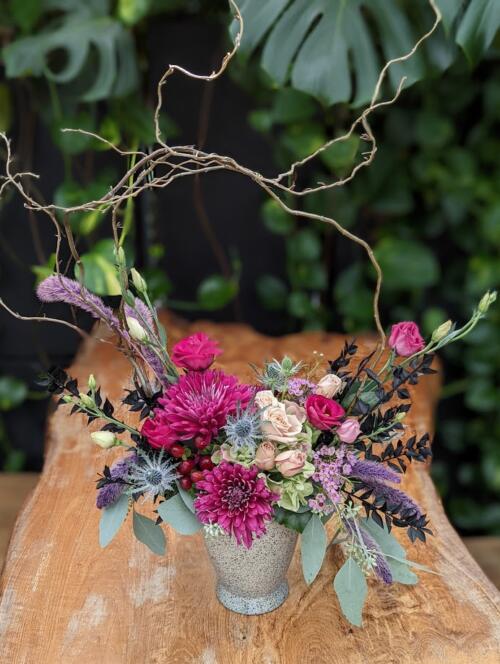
[203,520,298,615]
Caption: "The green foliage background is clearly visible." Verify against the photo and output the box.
[0,0,498,532]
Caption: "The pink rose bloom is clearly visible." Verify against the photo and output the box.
[275,450,306,477]
[388,322,425,357]
[171,332,222,371]
[254,441,277,471]
[305,394,345,431]
[337,418,361,444]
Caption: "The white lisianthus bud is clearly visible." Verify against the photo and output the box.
[130,268,147,293]
[431,320,452,343]
[79,393,95,408]
[114,245,126,266]
[87,374,96,391]
[478,291,497,314]
[91,431,117,449]
[395,411,407,422]
[126,316,148,342]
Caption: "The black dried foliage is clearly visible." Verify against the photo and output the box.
[123,382,161,419]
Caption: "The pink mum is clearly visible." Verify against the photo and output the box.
[194,462,278,548]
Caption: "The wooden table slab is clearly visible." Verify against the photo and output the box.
[1,314,499,663]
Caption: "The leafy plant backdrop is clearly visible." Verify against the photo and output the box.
[0,0,498,533]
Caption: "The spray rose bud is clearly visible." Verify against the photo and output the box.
[91,431,117,449]
[254,441,277,471]
[130,268,147,293]
[431,320,452,343]
[87,374,96,391]
[337,418,361,444]
[79,393,95,408]
[126,316,148,342]
[478,290,497,314]
[315,373,343,398]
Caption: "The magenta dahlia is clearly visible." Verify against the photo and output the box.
[194,462,278,548]
[142,370,253,450]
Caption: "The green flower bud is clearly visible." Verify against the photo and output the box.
[130,268,147,293]
[90,431,117,449]
[62,395,74,403]
[123,290,136,307]
[431,319,452,343]
[79,393,95,408]
[395,411,407,422]
[126,316,148,342]
[478,291,497,314]
[114,245,126,266]
[87,374,96,391]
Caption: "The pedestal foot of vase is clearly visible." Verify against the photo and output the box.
[216,580,289,615]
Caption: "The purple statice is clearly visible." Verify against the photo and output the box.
[287,378,315,405]
[344,519,393,584]
[351,459,402,485]
[312,445,356,504]
[96,454,135,509]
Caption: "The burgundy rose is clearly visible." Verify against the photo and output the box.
[305,394,345,430]
[388,322,425,357]
[171,332,222,371]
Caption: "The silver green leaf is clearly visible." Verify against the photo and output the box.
[157,494,202,535]
[176,482,196,514]
[361,518,418,585]
[99,493,129,548]
[132,510,166,556]
[333,557,368,627]
[300,514,327,585]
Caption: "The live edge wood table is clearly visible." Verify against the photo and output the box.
[1,314,499,664]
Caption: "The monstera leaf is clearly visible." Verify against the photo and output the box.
[3,0,138,101]
[232,0,500,106]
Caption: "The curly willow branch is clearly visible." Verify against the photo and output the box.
[0,0,443,350]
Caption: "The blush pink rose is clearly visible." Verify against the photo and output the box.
[254,441,277,471]
[171,332,222,370]
[275,450,306,477]
[305,395,345,431]
[388,322,425,357]
[337,418,361,444]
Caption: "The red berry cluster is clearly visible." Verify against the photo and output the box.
[170,436,214,490]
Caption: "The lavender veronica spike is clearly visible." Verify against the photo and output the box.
[96,454,135,509]
[364,480,422,518]
[125,297,154,329]
[351,459,402,485]
[37,275,121,332]
[345,519,393,584]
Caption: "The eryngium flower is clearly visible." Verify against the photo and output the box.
[194,462,278,548]
[144,370,253,448]
[223,405,261,450]
[127,450,178,500]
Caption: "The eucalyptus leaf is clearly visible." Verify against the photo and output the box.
[99,493,129,548]
[157,494,202,535]
[333,557,367,627]
[176,482,196,514]
[360,519,418,585]
[133,510,166,555]
[300,514,327,585]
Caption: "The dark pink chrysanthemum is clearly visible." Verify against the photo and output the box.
[194,462,278,548]
[142,370,253,450]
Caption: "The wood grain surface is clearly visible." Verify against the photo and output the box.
[1,313,499,664]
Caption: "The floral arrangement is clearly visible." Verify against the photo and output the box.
[37,263,496,626]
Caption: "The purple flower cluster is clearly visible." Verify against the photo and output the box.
[308,492,334,516]
[96,454,136,509]
[287,378,315,405]
[344,519,393,584]
[312,445,355,505]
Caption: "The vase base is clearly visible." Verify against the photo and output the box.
[216,581,289,615]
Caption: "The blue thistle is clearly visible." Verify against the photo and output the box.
[127,449,179,500]
[223,405,262,451]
